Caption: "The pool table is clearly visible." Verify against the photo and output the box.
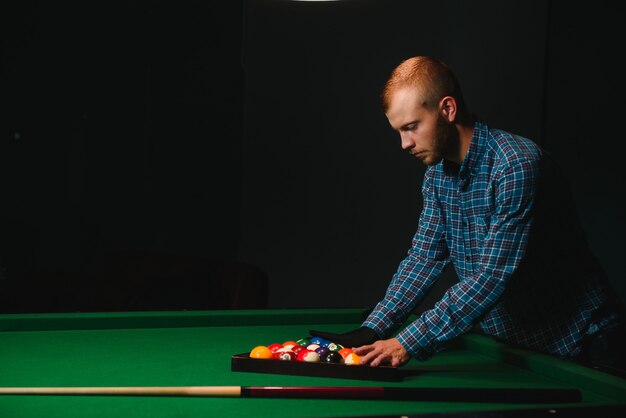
[1,308,625,417]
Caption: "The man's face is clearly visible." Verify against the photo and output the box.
[385,87,454,166]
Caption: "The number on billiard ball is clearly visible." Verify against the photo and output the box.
[273,348,296,361]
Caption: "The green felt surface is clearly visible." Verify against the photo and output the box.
[1,309,625,418]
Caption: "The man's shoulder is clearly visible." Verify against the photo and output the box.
[485,128,542,170]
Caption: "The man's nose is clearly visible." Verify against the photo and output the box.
[400,134,415,150]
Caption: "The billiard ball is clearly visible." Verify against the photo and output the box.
[291,345,305,356]
[296,338,310,347]
[338,348,353,358]
[296,349,320,362]
[310,337,330,347]
[282,340,299,350]
[344,352,361,365]
[315,346,330,358]
[273,349,296,361]
[267,343,284,354]
[249,346,273,359]
[323,351,343,364]
[306,344,321,351]
[327,342,344,352]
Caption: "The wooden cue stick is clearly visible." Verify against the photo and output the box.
[0,386,581,403]
[0,386,241,397]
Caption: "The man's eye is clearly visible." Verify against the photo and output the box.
[403,124,417,132]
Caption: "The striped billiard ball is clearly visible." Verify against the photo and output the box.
[296,349,320,362]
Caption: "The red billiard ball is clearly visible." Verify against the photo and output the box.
[296,349,320,362]
[291,345,305,356]
[273,348,296,361]
[267,343,284,354]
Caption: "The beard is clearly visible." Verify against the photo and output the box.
[420,116,456,166]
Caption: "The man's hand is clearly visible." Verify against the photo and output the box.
[353,337,410,367]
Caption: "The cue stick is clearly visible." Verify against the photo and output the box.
[0,386,582,403]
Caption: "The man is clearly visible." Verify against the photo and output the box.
[311,56,624,373]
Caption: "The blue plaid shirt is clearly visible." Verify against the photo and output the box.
[364,120,618,360]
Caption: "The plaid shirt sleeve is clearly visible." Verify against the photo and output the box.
[362,171,451,340]
[366,159,539,360]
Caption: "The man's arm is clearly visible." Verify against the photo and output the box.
[362,172,451,340]
[309,173,450,348]
[392,159,538,361]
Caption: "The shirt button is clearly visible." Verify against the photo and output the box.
[465,255,471,261]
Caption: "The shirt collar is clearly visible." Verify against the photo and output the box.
[458,118,488,180]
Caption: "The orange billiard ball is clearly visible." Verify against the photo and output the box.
[249,345,273,359]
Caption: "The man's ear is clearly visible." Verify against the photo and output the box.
[439,96,457,122]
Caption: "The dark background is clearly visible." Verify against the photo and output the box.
[1,0,624,313]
